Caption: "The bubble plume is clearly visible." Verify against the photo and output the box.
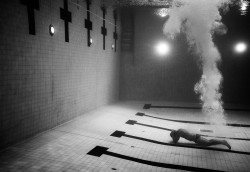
[163,0,233,124]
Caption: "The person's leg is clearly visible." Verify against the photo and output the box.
[209,139,231,150]
[196,137,231,149]
[195,136,210,146]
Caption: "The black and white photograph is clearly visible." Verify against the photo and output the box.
[0,0,250,171]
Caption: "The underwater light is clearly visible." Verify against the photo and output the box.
[234,42,247,53]
[156,8,169,17]
[240,0,249,15]
[49,24,55,36]
[90,37,93,45]
[155,41,170,56]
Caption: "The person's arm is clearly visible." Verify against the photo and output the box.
[173,136,180,143]
[172,130,181,143]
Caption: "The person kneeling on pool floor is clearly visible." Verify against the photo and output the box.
[170,128,231,150]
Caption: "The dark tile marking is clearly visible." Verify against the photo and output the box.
[135,112,144,116]
[126,120,137,125]
[127,120,172,131]
[110,130,125,138]
[126,120,250,141]
[144,104,250,111]
[87,146,224,172]
[227,123,250,127]
[137,112,250,128]
[200,129,213,133]
[200,134,250,141]
[87,146,108,157]
[60,0,72,42]
[143,104,151,109]
[110,131,250,156]
[113,10,118,52]
[20,0,39,35]
[140,113,210,124]
[85,0,92,47]
[226,123,250,127]
[101,6,107,50]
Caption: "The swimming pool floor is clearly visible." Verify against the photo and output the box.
[1,101,250,172]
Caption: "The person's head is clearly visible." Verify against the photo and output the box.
[170,130,176,138]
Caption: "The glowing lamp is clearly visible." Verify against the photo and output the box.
[156,8,169,18]
[155,41,170,56]
[49,24,55,36]
[240,0,249,15]
[234,42,247,53]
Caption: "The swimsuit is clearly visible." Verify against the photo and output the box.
[194,134,201,143]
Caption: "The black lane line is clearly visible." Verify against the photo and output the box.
[87,146,224,172]
[136,112,250,128]
[126,120,172,131]
[126,120,250,141]
[143,104,250,111]
[110,131,250,156]
[143,104,200,110]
